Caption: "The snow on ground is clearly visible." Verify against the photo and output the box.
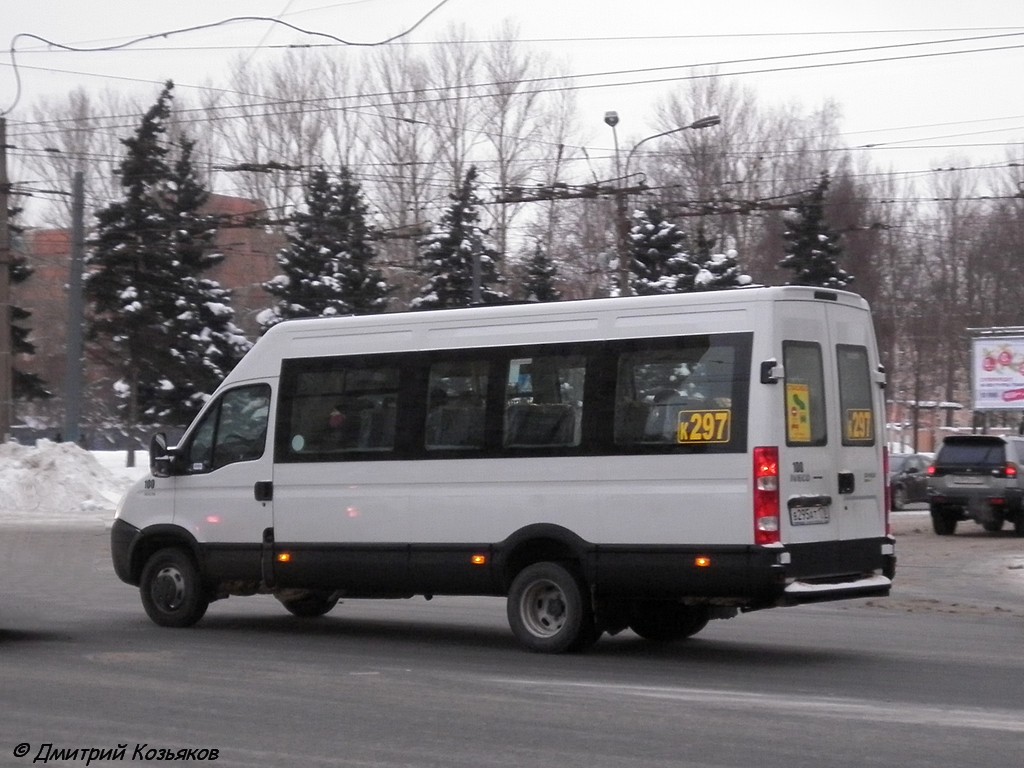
[0,439,149,527]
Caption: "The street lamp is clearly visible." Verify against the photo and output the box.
[605,113,721,297]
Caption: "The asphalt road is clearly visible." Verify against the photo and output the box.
[1,513,1022,768]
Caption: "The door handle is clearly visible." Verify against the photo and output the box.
[254,481,273,501]
[838,472,855,494]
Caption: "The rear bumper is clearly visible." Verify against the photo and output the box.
[928,484,1022,506]
[781,573,892,605]
[767,536,895,606]
[928,486,1024,520]
[589,536,895,609]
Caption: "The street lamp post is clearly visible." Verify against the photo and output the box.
[603,111,632,297]
[605,113,721,297]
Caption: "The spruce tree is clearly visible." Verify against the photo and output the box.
[7,208,51,400]
[332,166,390,315]
[523,239,562,302]
[412,166,507,310]
[260,166,388,329]
[629,207,697,295]
[147,136,252,424]
[690,224,752,291]
[86,82,179,435]
[87,81,247,435]
[778,172,853,289]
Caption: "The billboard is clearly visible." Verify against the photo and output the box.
[972,335,1024,410]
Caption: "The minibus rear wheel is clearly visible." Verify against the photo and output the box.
[507,561,597,653]
[139,548,209,628]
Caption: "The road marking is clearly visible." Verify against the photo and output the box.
[490,679,1024,733]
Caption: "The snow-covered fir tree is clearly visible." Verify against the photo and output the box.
[146,135,252,424]
[523,239,562,302]
[260,165,389,329]
[412,166,507,309]
[332,166,390,315]
[778,172,853,289]
[7,207,51,400]
[86,81,247,434]
[87,82,180,433]
[628,206,697,295]
[689,225,752,291]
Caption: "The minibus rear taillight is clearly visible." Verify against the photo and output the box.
[753,446,781,545]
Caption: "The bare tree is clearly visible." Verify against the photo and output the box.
[201,49,340,219]
[478,20,548,257]
[926,164,986,419]
[652,80,851,284]
[360,42,443,305]
[423,25,485,192]
[24,88,145,227]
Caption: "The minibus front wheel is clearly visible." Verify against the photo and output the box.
[507,561,597,653]
[139,548,210,628]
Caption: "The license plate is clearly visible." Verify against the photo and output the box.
[952,476,984,485]
[790,505,830,526]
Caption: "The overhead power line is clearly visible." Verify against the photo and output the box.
[6,30,1024,127]
[2,1,453,115]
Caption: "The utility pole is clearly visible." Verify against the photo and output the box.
[0,117,12,441]
[63,171,85,444]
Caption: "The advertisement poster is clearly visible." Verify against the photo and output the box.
[972,336,1024,410]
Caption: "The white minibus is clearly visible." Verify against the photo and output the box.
[112,285,895,652]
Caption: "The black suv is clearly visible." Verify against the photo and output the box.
[927,435,1024,536]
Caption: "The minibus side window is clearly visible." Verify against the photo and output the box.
[782,342,826,446]
[425,360,490,451]
[837,344,875,445]
[504,355,585,448]
[186,385,270,473]
[614,339,741,449]
[283,365,400,456]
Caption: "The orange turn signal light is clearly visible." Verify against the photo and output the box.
[694,556,712,568]
[276,552,292,564]
[471,554,487,566]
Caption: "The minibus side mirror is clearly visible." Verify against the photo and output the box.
[150,432,178,478]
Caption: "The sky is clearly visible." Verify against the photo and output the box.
[2,0,1022,189]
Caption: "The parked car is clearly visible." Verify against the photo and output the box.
[889,452,933,510]
[926,435,1024,536]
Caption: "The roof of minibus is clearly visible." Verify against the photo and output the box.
[228,285,870,382]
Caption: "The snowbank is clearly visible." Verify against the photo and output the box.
[0,440,149,527]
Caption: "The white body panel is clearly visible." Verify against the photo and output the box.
[272,455,752,545]
[117,287,887,552]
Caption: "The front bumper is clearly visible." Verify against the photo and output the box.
[110,518,142,585]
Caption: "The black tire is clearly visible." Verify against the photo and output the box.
[139,548,209,628]
[891,485,906,511]
[278,592,339,618]
[629,603,711,642]
[982,519,1004,533]
[930,505,957,536]
[1013,516,1024,537]
[507,562,597,653]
